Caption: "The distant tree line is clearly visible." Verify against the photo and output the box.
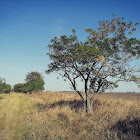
[0,72,44,94]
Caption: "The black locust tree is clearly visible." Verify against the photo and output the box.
[46,16,140,113]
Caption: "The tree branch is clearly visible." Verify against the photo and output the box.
[72,62,86,80]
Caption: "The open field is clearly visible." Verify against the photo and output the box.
[0,92,140,140]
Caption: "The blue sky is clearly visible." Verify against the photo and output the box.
[0,0,140,92]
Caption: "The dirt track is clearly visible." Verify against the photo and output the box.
[0,94,19,140]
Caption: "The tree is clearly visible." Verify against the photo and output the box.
[13,83,24,93]
[0,78,11,94]
[13,72,45,94]
[46,15,140,113]
[2,83,11,93]
[25,72,45,93]
[0,77,5,84]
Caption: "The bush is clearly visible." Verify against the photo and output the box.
[27,78,44,92]
[13,72,45,94]
[14,83,24,93]
[0,83,11,94]
[21,83,31,93]
[25,72,45,93]
[14,83,31,93]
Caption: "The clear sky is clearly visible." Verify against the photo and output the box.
[0,0,140,92]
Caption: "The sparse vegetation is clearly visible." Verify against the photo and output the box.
[0,92,140,140]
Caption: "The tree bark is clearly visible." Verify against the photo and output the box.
[85,95,94,113]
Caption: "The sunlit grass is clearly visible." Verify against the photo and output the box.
[0,92,140,140]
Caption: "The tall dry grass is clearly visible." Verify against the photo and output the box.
[14,92,140,140]
[0,92,140,140]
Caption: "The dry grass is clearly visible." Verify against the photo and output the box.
[0,92,140,140]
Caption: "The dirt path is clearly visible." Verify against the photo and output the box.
[0,94,20,140]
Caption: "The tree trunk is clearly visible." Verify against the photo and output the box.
[80,95,85,110]
[85,95,94,113]
[75,89,85,109]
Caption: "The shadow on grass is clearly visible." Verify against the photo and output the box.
[35,103,48,112]
[35,99,84,113]
[0,97,2,99]
[111,118,140,140]
[35,99,101,113]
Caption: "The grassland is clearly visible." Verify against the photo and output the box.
[0,92,140,140]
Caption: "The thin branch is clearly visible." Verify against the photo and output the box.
[62,68,84,102]
[86,61,97,81]
[73,62,86,80]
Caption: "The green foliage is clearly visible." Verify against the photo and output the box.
[47,16,140,89]
[25,72,45,93]
[3,84,11,93]
[25,72,42,82]
[27,78,44,92]
[21,83,31,93]
[14,72,45,93]
[0,78,11,94]
[14,83,24,93]
[0,78,5,84]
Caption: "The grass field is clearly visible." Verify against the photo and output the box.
[0,92,140,140]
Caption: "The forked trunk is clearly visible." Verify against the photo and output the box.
[75,89,94,113]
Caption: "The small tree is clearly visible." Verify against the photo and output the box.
[14,83,24,93]
[0,78,5,84]
[46,15,140,113]
[0,78,11,94]
[2,83,11,93]
[25,72,45,93]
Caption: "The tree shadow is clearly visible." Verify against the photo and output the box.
[50,99,84,113]
[35,103,49,113]
[35,99,84,113]
[35,99,101,113]
[111,117,140,140]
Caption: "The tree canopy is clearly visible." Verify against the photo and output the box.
[25,72,45,93]
[14,72,45,93]
[0,78,11,94]
[13,83,24,93]
[46,15,140,113]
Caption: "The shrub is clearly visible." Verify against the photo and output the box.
[25,72,45,93]
[13,72,45,94]
[14,83,24,93]
[0,83,11,94]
